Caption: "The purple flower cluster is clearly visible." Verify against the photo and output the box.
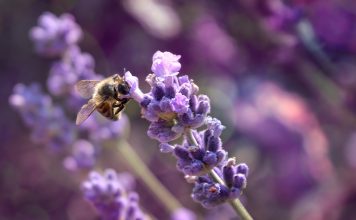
[30,12,82,57]
[81,113,129,144]
[63,139,96,171]
[126,51,210,142]
[171,117,227,175]
[191,161,247,208]
[47,46,100,98]
[81,169,145,220]
[125,51,248,208]
[9,83,75,150]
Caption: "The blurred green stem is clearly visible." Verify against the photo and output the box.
[117,139,181,213]
[296,19,337,76]
[187,129,253,220]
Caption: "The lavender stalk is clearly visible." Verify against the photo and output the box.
[124,51,253,219]
[187,129,252,220]
[81,168,147,220]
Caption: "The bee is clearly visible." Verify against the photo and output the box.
[75,74,131,125]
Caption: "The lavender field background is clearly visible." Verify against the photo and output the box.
[2,0,356,219]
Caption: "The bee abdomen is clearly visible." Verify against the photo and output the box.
[97,102,114,119]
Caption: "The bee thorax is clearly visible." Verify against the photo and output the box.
[98,83,116,98]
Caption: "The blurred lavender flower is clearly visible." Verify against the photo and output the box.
[81,169,145,220]
[80,113,129,144]
[171,207,196,220]
[232,81,332,203]
[15,12,131,173]
[124,51,249,209]
[47,46,100,97]
[30,12,82,57]
[9,83,75,150]
[192,15,239,68]
[304,0,356,52]
[63,139,96,171]
[9,83,52,126]
[122,0,181,39]
[259,0,300,32]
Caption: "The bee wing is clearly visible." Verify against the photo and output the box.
[76,99,97,125]
[75,80,101,99]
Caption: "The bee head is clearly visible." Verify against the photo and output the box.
[117,81,130,95]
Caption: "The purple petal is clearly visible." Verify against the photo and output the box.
[151,51,181,77]
[147,120,182,142]
[159,143,175,153]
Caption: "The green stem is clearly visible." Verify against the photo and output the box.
[187,129,254,220]
[187,129,199,146]
[117,139,181,213]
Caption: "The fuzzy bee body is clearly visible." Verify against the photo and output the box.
[75,74,130,125]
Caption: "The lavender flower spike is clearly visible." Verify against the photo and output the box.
[173,118,227,176]
[9,83,75,150]
[124,51,251,219]
[63,139,96,171]
[47,46,99,97]
[81,169,146,220]
[191,159,248,208]
[30,12,82,57]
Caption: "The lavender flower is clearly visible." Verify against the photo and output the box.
[9,83,75,150]
[9,83,52,126]
[80,112,130,144]
[30,12,82,57]
[63,139,96,171]
[173,118,227,175]
[81,169,145,220]
[47,46,100,97]
[191,175,230,208]
[125,52,210,142]
[125,51,249,210]
[191,159,248,208]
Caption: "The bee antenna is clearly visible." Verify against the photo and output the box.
[112,74,119,80]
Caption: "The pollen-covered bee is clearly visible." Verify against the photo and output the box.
[75,74,131,125]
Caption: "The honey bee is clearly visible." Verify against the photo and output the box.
[75,74,131,125]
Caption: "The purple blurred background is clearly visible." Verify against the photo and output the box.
[2,0,356,219]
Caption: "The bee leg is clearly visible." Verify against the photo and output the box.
[112,102,121,108]
[115,97,130,104]
[110,106,116,120]
[114,104,125,115]
[120,98,130,104]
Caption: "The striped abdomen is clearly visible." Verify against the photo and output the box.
[96,100,118,120]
